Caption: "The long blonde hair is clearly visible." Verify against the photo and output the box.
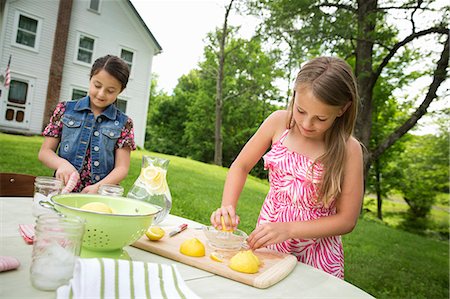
[287,57,359,206]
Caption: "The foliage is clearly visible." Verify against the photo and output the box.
[389,132,449,223]
[366,53,422,218]
[0,132,448,299]
[145,75,188,156]
[245,0,449,173]
[146,32,284,177]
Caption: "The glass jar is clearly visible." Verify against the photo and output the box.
[98,184,124,197]
[33,177,63,217]
[30,213,85,291]
[127,155,172,224]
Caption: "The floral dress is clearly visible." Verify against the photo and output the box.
[43,102,136,192]
[258,129,344,279]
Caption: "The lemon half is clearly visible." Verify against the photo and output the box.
[229,250,260,274]
[220,216,233,232]
[145,226,165,241]
[179,238,205,257]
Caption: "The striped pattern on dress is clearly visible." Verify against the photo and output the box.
[258,129,344,279]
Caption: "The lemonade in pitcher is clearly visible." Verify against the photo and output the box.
[127,156,172,224]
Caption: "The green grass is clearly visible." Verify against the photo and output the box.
[1,132,449,299]
[363,196,449,240]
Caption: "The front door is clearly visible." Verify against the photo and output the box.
[0,73,34,129]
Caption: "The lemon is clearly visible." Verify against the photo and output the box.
[80,202,113,214]
[140,165,168,194]
[145,226,165,241]
[247,250,261,266]
[229,250,260,274]
[179,238,205,257]
[210,252,224,262]
[220,215,233,232]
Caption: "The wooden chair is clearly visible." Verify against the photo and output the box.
[0,173,36,197]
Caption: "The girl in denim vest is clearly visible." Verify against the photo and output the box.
[39,55,136,194]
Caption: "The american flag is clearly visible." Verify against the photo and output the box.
[4,55,11,89]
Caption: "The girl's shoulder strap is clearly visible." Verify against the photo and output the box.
[277,129,290,144]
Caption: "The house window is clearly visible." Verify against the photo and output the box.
[5,79,28,122]
[77,34,95,64]
[89,0,100,12]
[72,89,87,100]
[120,49,134,71]
[116,99,127,113]
[13,12,41,50]
[8,80,28,105]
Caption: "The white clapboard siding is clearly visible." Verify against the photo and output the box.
[0,0,160,148]
[0,0,59,134]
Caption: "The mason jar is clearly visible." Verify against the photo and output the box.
[33,177,63,217]
[30,213,85,291]
[98,184,124,197]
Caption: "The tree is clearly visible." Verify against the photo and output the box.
[145,73,198,156]
[147,33,283,171]
[185,32,283,167]
[391,132,449,220]
[246,0,449,175]
[214,0,235,166]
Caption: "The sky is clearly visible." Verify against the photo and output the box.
[129,0,446,135]
[129,0,257,93]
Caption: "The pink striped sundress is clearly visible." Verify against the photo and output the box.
[258,129,344,279]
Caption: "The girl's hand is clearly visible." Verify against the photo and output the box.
[210,205,240,231]
[81,184,99,194]
[55,163,78,186]
[247,222,291,250]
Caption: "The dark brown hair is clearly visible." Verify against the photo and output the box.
[90,55,130,91]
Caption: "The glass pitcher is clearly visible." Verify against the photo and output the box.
[127,155,172,224]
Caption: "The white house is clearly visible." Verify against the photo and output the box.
[0,0,162,147]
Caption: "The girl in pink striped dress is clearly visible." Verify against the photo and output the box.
[211,57,364,279]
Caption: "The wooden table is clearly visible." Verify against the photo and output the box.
[0,197,374,298]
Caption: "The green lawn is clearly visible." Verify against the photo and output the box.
[1,132,449,299]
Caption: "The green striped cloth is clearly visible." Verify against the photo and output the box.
[56,258,201,299]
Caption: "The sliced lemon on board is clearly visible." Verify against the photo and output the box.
[229,250,260,274]
[179,238,205,257]
[210,252,224,262]
[80,202,113,214]
[145,226,165,241]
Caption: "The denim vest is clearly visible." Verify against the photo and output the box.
[58,96,128,183]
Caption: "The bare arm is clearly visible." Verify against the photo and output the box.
[211,110,287,230]
[38,136,79,185]
[81,147,131,194]
[247,136,364,249]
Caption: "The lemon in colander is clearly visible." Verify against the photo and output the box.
[80,202,113,214]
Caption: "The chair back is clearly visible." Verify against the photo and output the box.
[0,173,36,197]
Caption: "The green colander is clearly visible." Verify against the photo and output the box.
[49,194,161,259]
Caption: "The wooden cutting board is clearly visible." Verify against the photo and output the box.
[132,228,297,289]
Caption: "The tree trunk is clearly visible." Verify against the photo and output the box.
[43,0,73,130]
[375,159,383,220]
[214,0,234,166]
[355,0,377,177]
